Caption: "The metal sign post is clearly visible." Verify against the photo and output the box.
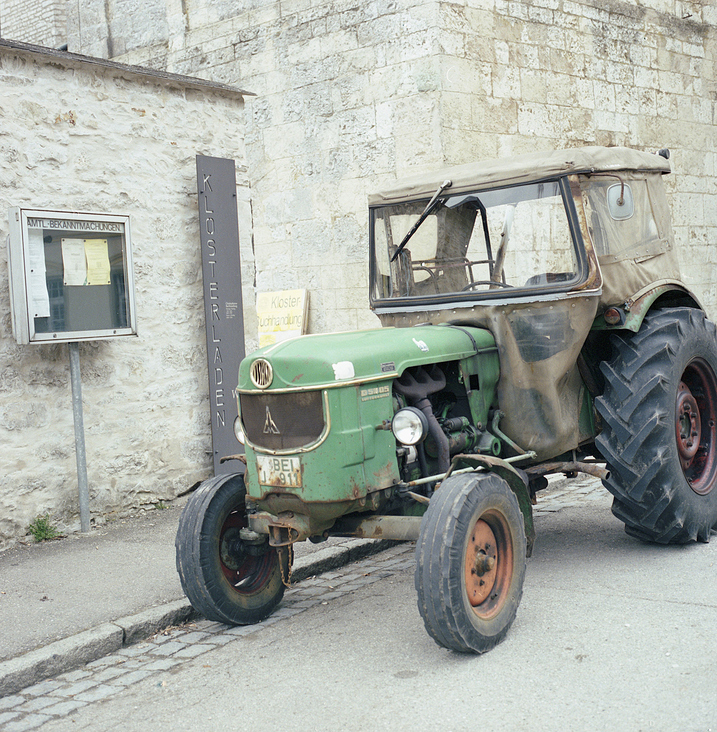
[68,342,90,532]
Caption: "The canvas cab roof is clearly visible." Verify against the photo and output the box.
[368,146,671,205]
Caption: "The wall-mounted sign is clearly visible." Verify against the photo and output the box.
[7,208,137,344]
[256,289,308,347]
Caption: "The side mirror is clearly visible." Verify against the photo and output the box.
[607,183,634,220]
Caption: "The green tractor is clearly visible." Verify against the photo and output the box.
[176,146,717,653]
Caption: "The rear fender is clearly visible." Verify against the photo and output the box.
[592,282,703,333]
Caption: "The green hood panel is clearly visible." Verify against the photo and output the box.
[239,325,495,391]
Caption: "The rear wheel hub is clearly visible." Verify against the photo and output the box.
[676,358,717,496]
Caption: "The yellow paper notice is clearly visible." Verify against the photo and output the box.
[84,239,111,286]
[256,289,308,347]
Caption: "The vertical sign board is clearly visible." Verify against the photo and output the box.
[196,156,246,475]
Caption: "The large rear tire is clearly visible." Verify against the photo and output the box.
[596,307,717,543]
[415,472,527,654]
[175,473,289,625]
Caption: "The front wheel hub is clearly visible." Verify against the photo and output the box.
[465,519,498,606]
[220,527,246,571]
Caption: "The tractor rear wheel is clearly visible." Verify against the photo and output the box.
[596,307,717,543]
[415,472,527,654]
[175,473,289,625]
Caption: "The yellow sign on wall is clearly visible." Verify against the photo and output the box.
[256,289,308,347]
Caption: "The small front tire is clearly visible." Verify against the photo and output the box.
[415,472,527,654]
[175,473,289,625]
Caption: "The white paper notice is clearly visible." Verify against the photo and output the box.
[62,238,87,286]
[27,229,51,318]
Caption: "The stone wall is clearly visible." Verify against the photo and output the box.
[65,0,717,325]
[0,0,67,49]
[0,42,249,546]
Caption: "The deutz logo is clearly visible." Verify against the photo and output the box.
[263,406,280,434]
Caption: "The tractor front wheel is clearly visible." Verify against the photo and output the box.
[415,472,527,654]
[175,473,289,625]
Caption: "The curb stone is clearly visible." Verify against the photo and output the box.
[0,624,123,699]
[291,538,397,582]
[0,538,395,698]
[112,600,198,647]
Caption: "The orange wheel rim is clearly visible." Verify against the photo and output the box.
[464,512,514,619]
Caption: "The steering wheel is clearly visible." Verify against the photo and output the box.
[461,280,514,291]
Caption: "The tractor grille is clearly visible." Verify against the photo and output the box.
[240,390,325,451]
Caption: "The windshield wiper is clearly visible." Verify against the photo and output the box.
[390,179,452,262]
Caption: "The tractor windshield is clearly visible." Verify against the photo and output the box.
[370,179,583,304]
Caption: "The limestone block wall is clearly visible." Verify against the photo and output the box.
[0,42,249,546]
[432,1,717,308]
[66,0,717,324]
[69,0,448,334]
[0,0,67,49]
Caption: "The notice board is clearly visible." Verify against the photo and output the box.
[7,208,137,344]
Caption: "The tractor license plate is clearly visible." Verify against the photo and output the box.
[256,455,302,488]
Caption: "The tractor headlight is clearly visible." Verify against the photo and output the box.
[233,416,246,445]
[391,407,429,446]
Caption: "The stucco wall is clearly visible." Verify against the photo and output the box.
[65,0,717,324]
[0,43,249,546]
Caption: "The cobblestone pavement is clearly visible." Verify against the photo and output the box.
[534,474,608,515]
[0,475,607,731]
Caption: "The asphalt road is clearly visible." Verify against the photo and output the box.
[30,485,717,732]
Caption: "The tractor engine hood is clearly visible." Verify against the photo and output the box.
[238,325,496,392]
